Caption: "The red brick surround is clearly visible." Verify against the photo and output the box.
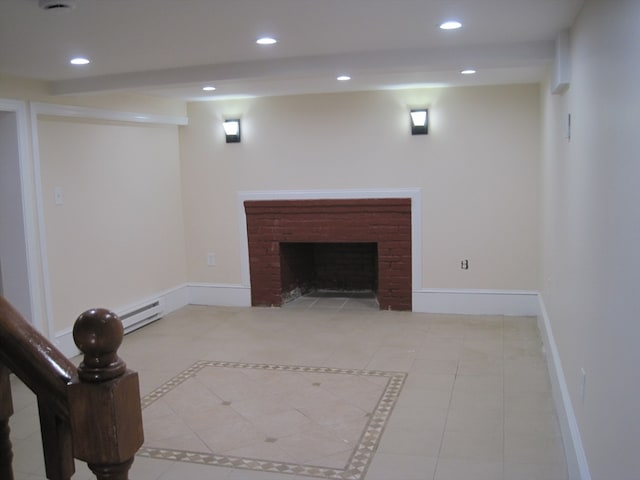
[244,198,412,311]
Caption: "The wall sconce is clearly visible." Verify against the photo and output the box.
[410,109,428,135]
[223,119,241,143]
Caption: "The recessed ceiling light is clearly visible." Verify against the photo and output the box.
[256,37,277,45]
[439,20,462,30]
[461,69,476,75]
[202,86,216,91]
[70,57,90,65]
[337,75,351,81]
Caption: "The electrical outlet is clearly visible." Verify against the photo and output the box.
[461,259,469,270]
[207,253,216,266]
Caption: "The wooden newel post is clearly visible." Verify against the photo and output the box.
[68,309,144,480]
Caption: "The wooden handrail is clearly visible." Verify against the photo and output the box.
[0,297,76,420]
[0,295,144,480]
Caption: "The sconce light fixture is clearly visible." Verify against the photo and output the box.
[410,109,428,135]
[223,119,241,143]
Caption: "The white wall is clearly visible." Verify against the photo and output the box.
[180,85,540,292]
[540,1,640,478]
[37,117,188,332]
[0,111,32,320]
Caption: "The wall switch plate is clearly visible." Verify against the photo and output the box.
[207,253,216,266]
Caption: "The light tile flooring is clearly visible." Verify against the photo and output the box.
[9,292,567,480]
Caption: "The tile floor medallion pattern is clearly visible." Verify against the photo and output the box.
[138,360,406,479]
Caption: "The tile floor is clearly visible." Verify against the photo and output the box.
[9,291,567,480]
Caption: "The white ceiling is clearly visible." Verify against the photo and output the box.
[0,0,584,101]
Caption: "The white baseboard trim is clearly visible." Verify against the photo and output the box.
[538,296,591,480]
[159,283,190,315]
[53,284,191,358]
[188,283,251,307]
[413,288,540,316]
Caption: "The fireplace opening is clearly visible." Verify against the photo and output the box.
[280,242,378,303]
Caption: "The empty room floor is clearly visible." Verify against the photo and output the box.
[9,294,567,480]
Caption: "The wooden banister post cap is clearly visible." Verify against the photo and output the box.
[73,308,126,382]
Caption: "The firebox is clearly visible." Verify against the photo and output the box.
[244,198,412,311]
[280,242,378,301]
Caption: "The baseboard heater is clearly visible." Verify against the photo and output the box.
[119,299,162,334]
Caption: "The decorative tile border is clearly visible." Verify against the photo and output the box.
[138,360,406,479]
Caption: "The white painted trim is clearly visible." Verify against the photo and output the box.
[186,284,538,316]
[538,296,591,480]
[0,99,45,332]
[159,283,191,315]
[237,188,422,291]
[30,102,188,126]
[188,283,251,307]
[413,288,540,316]
[28,103,56,341]
[53,284,191,358]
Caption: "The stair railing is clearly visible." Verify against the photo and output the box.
[0,295,143,480]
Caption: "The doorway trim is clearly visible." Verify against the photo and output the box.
[0,99,44,332]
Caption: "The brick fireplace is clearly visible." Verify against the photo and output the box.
[244,198,412,311]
